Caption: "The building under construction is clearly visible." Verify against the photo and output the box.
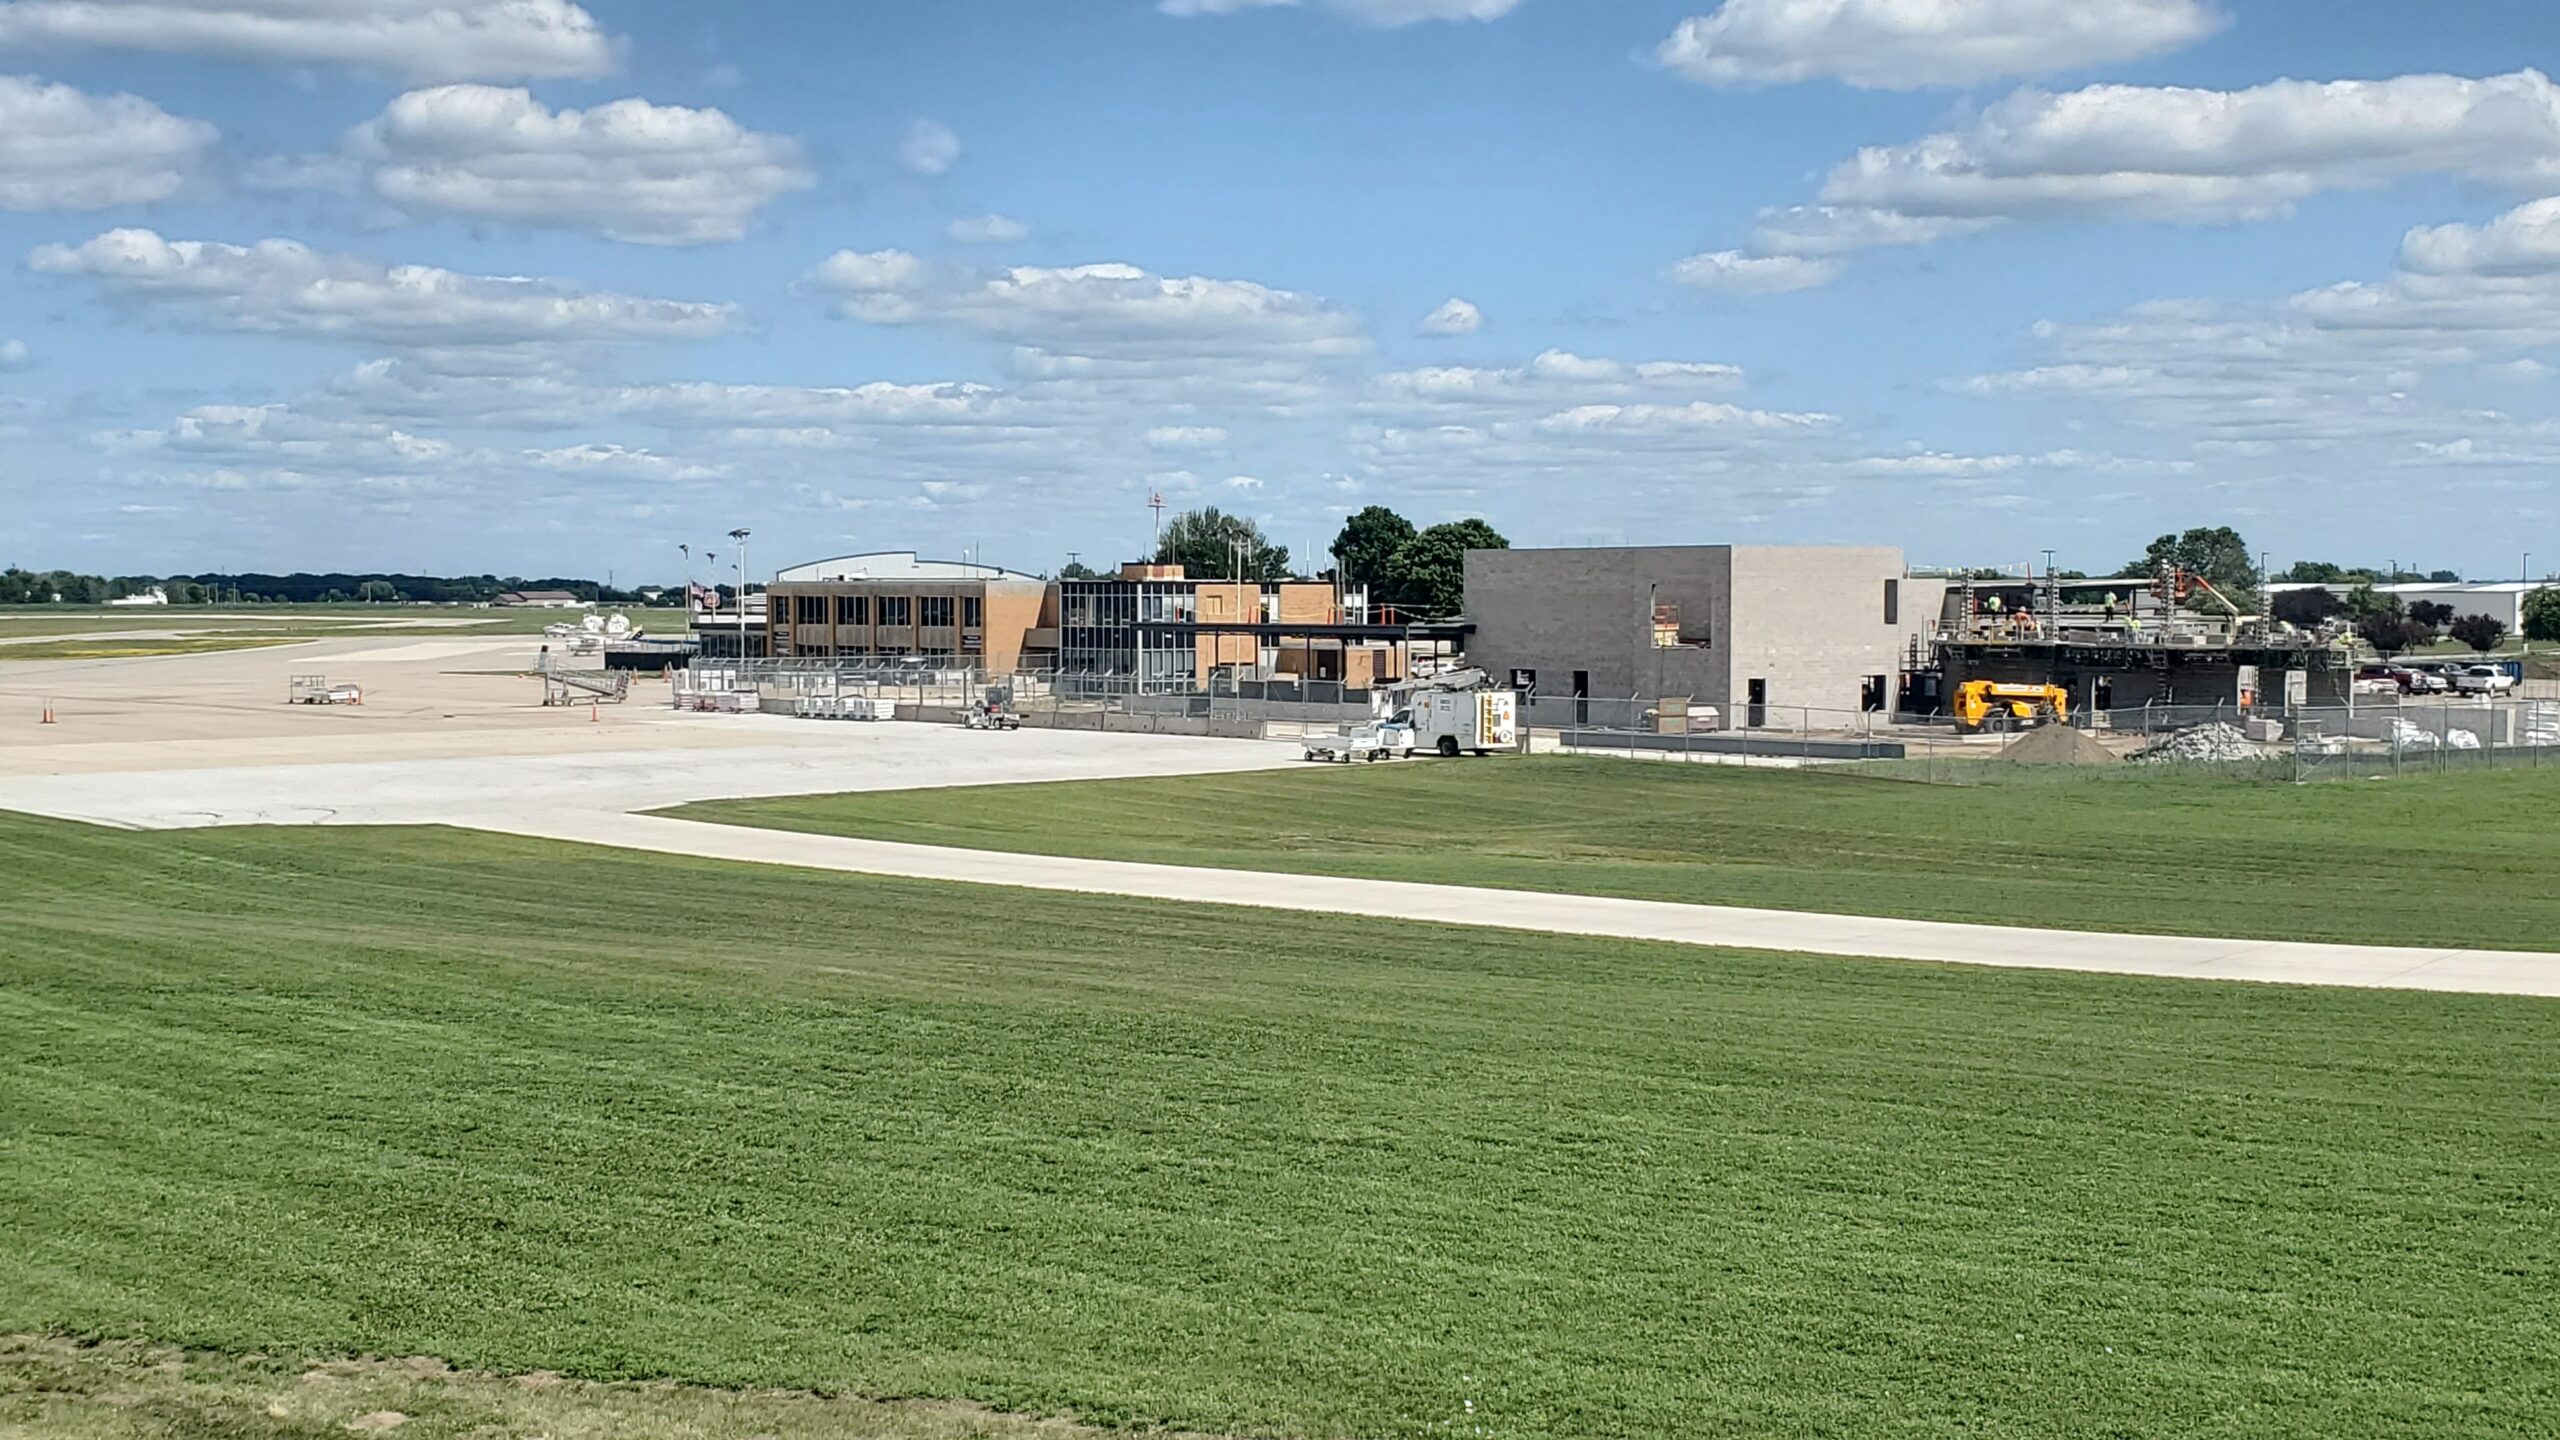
[1919,567,2354,715]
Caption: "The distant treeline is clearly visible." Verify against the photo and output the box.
[0,568,683,606]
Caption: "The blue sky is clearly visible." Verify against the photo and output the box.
[5,0,2560,583]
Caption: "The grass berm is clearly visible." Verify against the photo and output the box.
[666,756,2560,949]
[2,810,2554,1438]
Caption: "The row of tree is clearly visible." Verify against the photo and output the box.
[0,568,675,606]
[2272,582,2545,655]
[1324,507,1509,615]
[1073,505,1510,616]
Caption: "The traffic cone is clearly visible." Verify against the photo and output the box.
[39,705,54,725]
[590,701,599,723]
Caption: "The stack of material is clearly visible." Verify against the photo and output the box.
[1997,724,2121,765]
[2388,718,2439,751]
[2132,721,2259,764]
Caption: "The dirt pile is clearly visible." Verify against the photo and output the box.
[1996,724,2121,765]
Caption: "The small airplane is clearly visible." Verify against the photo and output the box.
[541,613,644,655]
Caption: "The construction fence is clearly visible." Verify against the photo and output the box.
[690,661,2560,785]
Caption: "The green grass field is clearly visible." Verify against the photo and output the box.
[0,604,583,661]
[666,758,2560,951]
[3,811,2553,1438]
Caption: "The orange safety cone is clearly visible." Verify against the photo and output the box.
[589,701,599,723]
[39,705,55,725]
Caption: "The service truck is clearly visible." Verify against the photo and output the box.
[1400,686,1518,757]
[1300,673,1519,760]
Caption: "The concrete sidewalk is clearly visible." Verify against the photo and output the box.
[486,810,2560,998]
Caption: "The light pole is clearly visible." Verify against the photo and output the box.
[678,543,692,615]
[728,527,751,668]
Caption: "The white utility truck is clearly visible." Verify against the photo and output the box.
[1299,671,1517,761]
[1401,685,1517,757]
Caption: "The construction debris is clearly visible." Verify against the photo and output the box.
[2131,721,2259,764]
[1996,724,2121,765]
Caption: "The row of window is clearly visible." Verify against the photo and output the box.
[781,593,981,628]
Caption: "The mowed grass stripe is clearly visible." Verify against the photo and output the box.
[667,757,2560,950]
[1,813,2553,1438]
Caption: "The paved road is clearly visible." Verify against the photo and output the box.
[489,809,2560,998]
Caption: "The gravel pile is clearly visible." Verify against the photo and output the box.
[2132,721,2260,764]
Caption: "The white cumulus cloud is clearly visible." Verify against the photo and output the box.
[1670,249,1839,294]
[0,0,616,82]
[897,118,959,175]
[1419,296,1481,334]
[348,84,811,245]
[2399,196,2560,277]
[810,254,1367,364]
[946,213,1028,244]
[1658,0,2221,90]
[0,74,214,209]
[32,228,734,345]
[523,442,724,481]
[1824,70,2560,225]
[1144,424,1228,449]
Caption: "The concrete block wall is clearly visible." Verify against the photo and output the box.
[1724,546,1909,720]
[1462,546,1732,707]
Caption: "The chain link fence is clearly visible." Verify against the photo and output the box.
[686,661,2560,785]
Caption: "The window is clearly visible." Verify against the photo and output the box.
[961,595,982,628]
[1884,578,1900,626]
[845,595,870,625]
[920,596,954,627]
[880,596,911,626]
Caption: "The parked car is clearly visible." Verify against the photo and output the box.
[2353,665,2405,695]
[2404,661,2463,691]
[2395,664,2452,694]
[2454,664,2519,694]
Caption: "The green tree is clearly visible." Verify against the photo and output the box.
[1154,507,1290,581]
[2523,587,2560,644]
[2127,527,2260,609]
[2278,560,2350,583]
[2271,588,2342,627]
[2343,584,2401,621]
[1058,560,1100,581]
[1380,518,1508,615]
[2449,614,2508,653]
[2357,613,2432,657]
[1328,506,1416,596]
[2406,599,2454,630]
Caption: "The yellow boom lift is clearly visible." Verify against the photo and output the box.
[1953,680,2069,733]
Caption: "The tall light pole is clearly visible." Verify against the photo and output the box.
[678,543,692,614]
[728,527,751,668]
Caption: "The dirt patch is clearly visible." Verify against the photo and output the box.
[1995,724,2122,765]
[0,1335,1223,1440]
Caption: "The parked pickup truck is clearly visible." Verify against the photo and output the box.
[2453,664,2519,694]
